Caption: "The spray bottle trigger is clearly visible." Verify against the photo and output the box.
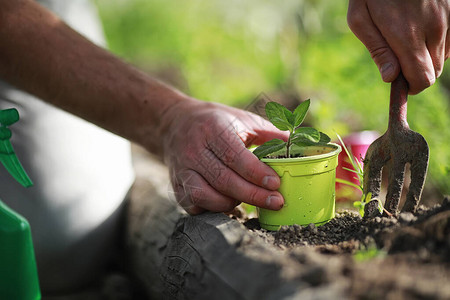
[0,108,33,187]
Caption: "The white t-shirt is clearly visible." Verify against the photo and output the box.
[0,0,135,292]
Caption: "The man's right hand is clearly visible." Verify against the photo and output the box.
[160,99,288,215]
[347,0,450,94]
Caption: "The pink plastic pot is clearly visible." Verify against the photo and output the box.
[335,131,379,202]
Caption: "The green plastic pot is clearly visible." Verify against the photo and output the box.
[257,143,342,231]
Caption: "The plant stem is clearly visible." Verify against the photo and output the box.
[383,208,393,217]
[286,131,292,158]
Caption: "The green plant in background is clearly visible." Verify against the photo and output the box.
[95,0,449,196]
[94,0,300,107]
[335,133,383,217]
[253,100,331,159]
[353,244,386,262]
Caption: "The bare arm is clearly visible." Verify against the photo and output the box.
[0,0,186,156]
[0,0,286,213]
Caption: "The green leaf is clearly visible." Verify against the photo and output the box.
[354,194,368,217]
[253,139,286,159]
[363,192,372,203]
[336,178,361,190]
[354,246,385,262]
[335,132,364,186]
[269,117,293,131]
[377,199,384,214]
[265,102,293,131]
[336,132,360,173]
[291,127,320,145]
[285,111,295,126]
[342,167,359,174]
[353,201,362,208]
[293,99,310,128]
[319,132,331,143]
[359,207,365,217]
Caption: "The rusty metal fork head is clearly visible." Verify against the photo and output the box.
[363,73,429,216]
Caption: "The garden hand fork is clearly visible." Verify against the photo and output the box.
[363,73,429,216]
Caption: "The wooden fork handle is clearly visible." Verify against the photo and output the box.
[388,73,409,131]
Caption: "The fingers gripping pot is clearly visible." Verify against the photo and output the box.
[0,108,41,300]
[258,144,341,231]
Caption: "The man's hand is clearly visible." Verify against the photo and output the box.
[347,0,450,94]
[0,0,287,216]
[161,99,288,215]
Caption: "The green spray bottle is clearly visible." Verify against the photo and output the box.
[0,108,41,299]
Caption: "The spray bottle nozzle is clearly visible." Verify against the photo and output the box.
[0,108,19,126]
[0,108,33,187]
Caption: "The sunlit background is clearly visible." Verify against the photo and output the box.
[95,0,449,199]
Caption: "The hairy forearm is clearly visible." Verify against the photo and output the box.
[0,0,191,156]
[0,0,291,215]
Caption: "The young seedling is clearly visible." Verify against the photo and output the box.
[335,133,389,217]
[253,100,331,159]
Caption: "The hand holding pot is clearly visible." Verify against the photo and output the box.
[347,0,450,94]
[162,99,288,215]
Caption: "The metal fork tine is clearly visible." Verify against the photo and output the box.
[363,140,386,199]
[403,142,429,212]
[384,159,406,214]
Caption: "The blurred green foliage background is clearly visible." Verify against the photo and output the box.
[95,0,449,196]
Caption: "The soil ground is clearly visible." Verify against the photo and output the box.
[130,145,449,300]
[128,145,449,300]
[237,196,450,300]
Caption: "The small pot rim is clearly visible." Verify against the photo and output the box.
[260,142,342,163]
